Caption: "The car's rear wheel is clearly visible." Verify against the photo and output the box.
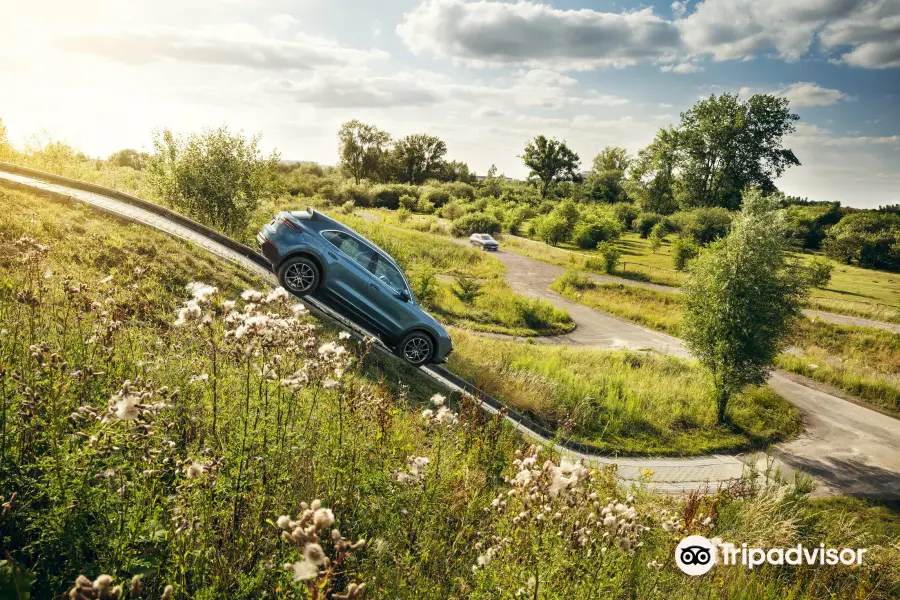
[278,256,320,296]
[396,331,435,366]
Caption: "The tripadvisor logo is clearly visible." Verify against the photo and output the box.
[675,535,867,576]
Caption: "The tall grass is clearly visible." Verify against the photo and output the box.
[446,330,801,455]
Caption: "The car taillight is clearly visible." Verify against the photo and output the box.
[280,216,302,232]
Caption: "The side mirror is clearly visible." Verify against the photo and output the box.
[398,290,410,302]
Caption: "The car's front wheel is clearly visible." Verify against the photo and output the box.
[396,331,435,366]
[278,256,320,296]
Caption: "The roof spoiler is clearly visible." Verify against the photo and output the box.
[290,206,317,220]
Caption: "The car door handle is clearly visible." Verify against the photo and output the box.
[328,252,339,260]
[368,282,379,291]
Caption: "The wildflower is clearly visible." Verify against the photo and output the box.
[222,300,236,311]
[323,379,339,389]
[186,282,218,304]
[304,543,326,565]
[339,331,351,340]
[277,515,291,529]
[291,303,307,314]
[113,393,140,421]
[189,373,209,383]
[264,287,290,304]
[241,289,264,302]
[313,508,335,529]
[286,560,319,582]
[648,559,663,569]
[430,394,445,407]
[185,461,205,478]
[161,585,174,600]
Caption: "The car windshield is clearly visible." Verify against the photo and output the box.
[481,235,493,240]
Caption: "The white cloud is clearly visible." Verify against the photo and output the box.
[775,82,853,107]
[263,71,445,108]
[672,1,688,18]
[820,0,900,68]
[397,0,683,70]
[660,61,705,73]
[58,25,389,70]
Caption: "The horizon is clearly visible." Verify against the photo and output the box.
[1,0,898,208]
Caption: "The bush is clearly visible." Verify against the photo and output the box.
[416,197,436,214]
[420,185,451,208]
[410,266,438,307]
[595,242,622,273]
[571,218,622,249]
[452,275,483,304]
[649,222,667,253]
[337,182,374,207]
[441,181,476,201]
[632,212,666,238]
[677,207,733,245]
[672,237,700,271]
[613,203,639,229]
[148,126,280,233]
[438,199,468,220]
[533,213,571,246]
[399,194,417,211]
[452,212,501,236]
[556,270,594,291]
[371,183,413,210]
[823,212,900,271]
[806,256,834,288]
[340,200,355,215]
[396,207,411,222]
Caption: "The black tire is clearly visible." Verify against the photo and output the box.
[278,256,320,296]
[396,330,435,366]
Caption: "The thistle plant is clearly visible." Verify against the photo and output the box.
[275,499,367,599]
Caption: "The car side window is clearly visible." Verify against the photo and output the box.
[322,231,377,271]
[370,255,407,294]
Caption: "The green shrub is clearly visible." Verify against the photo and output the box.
[533,213,571,246]
[438,199,467,220]
[806,256,834,288]
[371,183,413,209]
[441,181,475,201]
[649,222,667,253]
[632,212,666,238]
[416,197,436,214]
[596,241,622,273]
[452,212,501,236]
[420,185,451,208]
[672,237,700,270]
[338,181,374,207]
[823,212,900,271]
[410,266,438,307]
[613,203,639,228]
[571,218,622,249]
[452,275,483,304]
[340,200,355,215]
[556,270,594,291]
[396,207,411,222]
[676,207,732,245]
[399,194,417,211]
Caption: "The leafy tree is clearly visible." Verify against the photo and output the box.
[438,159,474,183]
[533,213,571,246]
[337,120,391,184]
[612,203,639,229]
[586,146,631,203]
[677,94,800,210]
[671,237,699,271]
[632,212,666,238]
[451,212,501,236]
[0,117,11,160]
[627,128,680,214]
[596,242,622,273]
[148,126,280,234]
[649,223,667,253]
[479,164,503,199]
[392,134,447,184]
[674,207,733,245]
[572,218,621,249]
[783,202,842,249]
[682,190,810,423]
[521,135,580,199]
[806,256,834,288]
[108,148,150,170]
[554,200,580,229]
[823,212,900,271]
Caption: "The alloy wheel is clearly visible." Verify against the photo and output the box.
[403,336,431,364]
[284,262,316,291]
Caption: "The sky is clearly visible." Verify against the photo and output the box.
[0,0,898,207]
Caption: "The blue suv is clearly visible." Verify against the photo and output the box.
[257,207,452,365]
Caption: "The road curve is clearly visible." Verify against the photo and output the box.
[486,246,900,499]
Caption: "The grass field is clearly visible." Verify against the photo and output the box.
[552,272,900,416]
[446,329,801,455]
[2,185,899,600]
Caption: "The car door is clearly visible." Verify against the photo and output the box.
[365,253,417,340]
[319,231,386,329]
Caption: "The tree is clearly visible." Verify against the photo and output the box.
[108,148,150,170]
[677,94,800,209]
[438,159,474,183]
[649,223,667,253]
[628,128,680,214]
[586,146,631,203]
[681,190,810,423]
[521,135,580,199]
[572,218,621,249]
[533,213,570,246]
[823,212,900,271]
[337,120,391,184]
[148,126,281,233]
[392,134,447,184]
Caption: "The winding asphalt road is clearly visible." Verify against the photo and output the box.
[489,247,900,498]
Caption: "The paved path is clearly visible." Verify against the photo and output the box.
[5,176,900,497]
